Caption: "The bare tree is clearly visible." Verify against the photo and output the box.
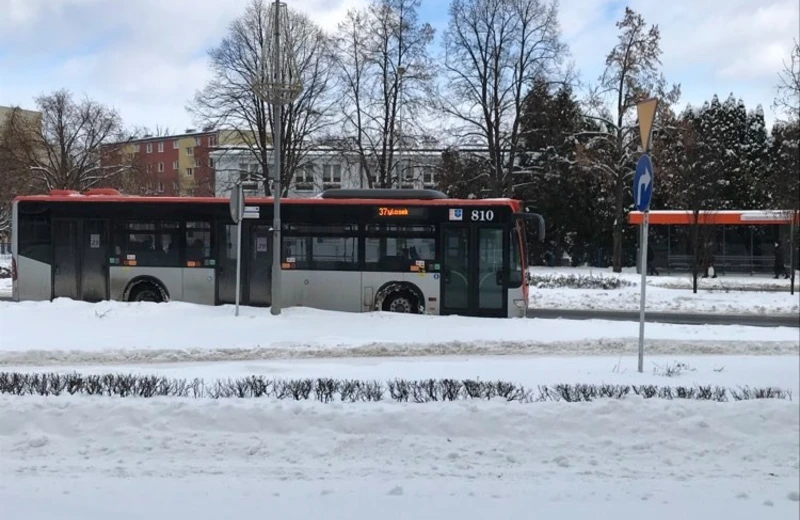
[438,0,566,198]
[0,107,40,235]
[1,90,134,194]
[772,42,800,293]
[774,39,800,120]
[577,7,680,272]
[190,0,336,195]
[331,0,435,188]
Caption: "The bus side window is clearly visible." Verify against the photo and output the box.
[186,221,212,265]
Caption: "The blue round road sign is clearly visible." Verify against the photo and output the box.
[633,154,654,212]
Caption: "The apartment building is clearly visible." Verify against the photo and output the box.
[103,129,221,196]
[211,145,442,198]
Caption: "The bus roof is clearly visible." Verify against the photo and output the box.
[13,189,522,208]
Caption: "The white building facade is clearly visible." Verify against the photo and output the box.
[211,146,443,198]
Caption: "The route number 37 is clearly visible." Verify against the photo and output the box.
[470,209,495,221]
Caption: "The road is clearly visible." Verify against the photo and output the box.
[526,308,800,328]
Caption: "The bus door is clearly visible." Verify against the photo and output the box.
[440,222,507,317]
[52,218,109,302]
[216,222,272,306]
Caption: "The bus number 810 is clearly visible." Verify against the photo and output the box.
[471,210,495,222]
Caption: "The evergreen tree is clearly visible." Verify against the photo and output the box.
[744,105,770,207]
[515,78,614,266]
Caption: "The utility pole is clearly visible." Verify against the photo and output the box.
[253,0,303,315]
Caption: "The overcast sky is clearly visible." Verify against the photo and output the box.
[1,0,797,131]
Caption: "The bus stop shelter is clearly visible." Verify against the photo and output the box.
[628,210,799,276]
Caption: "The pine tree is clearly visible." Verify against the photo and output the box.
[744,105,770,207]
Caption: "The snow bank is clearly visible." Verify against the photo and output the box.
[528,267,800,314]
[0,299,797,366]
[1,395,798,520]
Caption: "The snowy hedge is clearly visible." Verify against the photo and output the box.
[527,273,633,290]
[0,372,790,403]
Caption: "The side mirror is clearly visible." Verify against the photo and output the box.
[514,212,546,242]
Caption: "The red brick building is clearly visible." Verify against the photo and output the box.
[104,129,219,196]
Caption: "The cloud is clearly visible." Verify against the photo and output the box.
[0,0,796,129]
[0,0,368,129]
[557,0,798,124]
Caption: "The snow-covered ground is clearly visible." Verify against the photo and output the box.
[1,299,798,366]
[1,395,798,520]
[528,266,800,315]
[1,295,798,518]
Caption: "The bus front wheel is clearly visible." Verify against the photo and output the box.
[128,282,165,303]
[383,292,418,314]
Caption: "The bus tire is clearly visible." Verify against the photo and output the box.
[383,291,418,314]
[376,282,424,314]
[126,279,168,303]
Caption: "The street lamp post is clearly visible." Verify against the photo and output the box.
[396,66,405,189]
[253,0,303,316]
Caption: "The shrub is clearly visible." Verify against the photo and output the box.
[0,372,790,403]
[526,273,632,290]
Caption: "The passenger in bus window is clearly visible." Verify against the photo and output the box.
[188,239,205,262]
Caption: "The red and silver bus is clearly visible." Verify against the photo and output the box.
[11,188,544,318]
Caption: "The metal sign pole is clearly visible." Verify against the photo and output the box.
[270,0,283,316]
[231,183,244,316]
[235,215,243,316]
[635,97,658,374]
[638,210,649,373]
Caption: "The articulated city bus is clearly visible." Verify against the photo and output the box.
[11,188,544,318]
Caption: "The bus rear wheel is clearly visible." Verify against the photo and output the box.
[383,292,418,314]
[128,283,164,303]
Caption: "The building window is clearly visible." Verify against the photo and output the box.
[172,182,179,192]
[173,140,179,149]
[296,164,314,191]
[194,157,201,168]
[158,162,164,173]
[422,166,434,185]
[322,164,341,184]
[186,168,193,176]
[208,157,215,168]
[145,143,153,153]
[186,147,193,156]
[194,137,201,146]
[208,135,216,146]
[157,182,165,193]
[146,164,153,173]
[173,160,179,170]
[157,142,164,153]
